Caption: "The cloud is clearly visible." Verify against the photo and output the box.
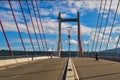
[1,14,119,39]
[1,0,120,18]
[61,13,69,18]
[63,0,120,16]
[0,10,14,22]
[0,1,119,36]
[9,38,58,51]
[0,0,120,51]
[40,18,58,34]
[60,24,96,36]
[48,48,52,51]
[70,39,77,44]
[0,1,30,11]
[40,8,52,16]
[0,47,9,50]
[0,21,35,34]
[83,41,89,45]
[101,26,120,34]
[81,25,95,36]
[65,39,77,45]
[106,35,120,49]
[0,9,119,37]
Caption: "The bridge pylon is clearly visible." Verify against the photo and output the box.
[57,11,83,57]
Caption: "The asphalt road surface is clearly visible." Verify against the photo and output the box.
[73,58,120,80]
[0,58,67,80]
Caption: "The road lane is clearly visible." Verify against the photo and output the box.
[0,58,67,80]
[73,58,120,80]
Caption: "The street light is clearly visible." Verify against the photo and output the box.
[86,43,89,56]
[62,27,77,57]
[65,27,72,58]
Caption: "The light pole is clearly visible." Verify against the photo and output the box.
[62,27,76,57]
[66,27,72,58]
[86,43,89,56]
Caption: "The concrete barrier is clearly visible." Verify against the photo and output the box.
[0,56,58,67]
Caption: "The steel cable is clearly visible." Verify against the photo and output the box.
[95,0,107,51]
[31,0,45,51]
[36,0,48,51]
[0,21,14,57]
[26,0,41,52]
[105,0,120,54]
[99,0,112,51]
[8,0,28,57]
[19,0,35,52]
[91,0,103,52]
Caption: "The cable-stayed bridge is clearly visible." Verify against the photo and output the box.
[0,0,120,80]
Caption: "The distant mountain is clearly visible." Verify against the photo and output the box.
[101,48,120,54]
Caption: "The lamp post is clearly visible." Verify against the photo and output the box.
[66,27,72,58]
[62,27,76,57]
[86,43,89,56]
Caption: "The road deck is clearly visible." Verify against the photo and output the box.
[0,58,67,80]
[73,58,120,80]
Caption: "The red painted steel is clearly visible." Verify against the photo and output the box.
[26,0,41,51]
[19,0,35,51]
[32,0,45,51]
[77,12,83,56]
[8,1,28,56]
[0,21,14,57]
[36,1,48,51]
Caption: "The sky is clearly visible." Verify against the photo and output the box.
[0,0,120,52]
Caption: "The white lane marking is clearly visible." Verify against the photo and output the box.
[11,75,20,79]
[0,68,6,70]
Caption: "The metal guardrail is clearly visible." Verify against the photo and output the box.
[0,56,24,60]
[61,58,69,80]
[0,55,50,60]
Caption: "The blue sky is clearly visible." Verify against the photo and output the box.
[0,0,120,52]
